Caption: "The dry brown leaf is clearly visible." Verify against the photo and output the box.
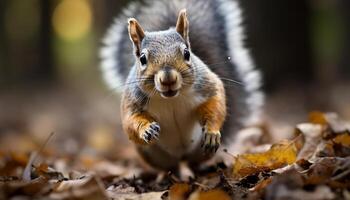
[296,123,323,160]
[30,163,65,181]
[295,159,312,170]
[106,184,135,194]
[107,191,166,200]
[169,183,191,200]
[305,160,334,185]
[36,163,49,173]
[233,139,298,178]
[0,176,50,197]
[106,184,166,200]
[188,189,231,200]
[323,113,350,134]
[264,169,337,199]
[309,112,350,138]
[10,152,29,166]
[267,185,335,200]
[249,177,273,192]
[55,176,92,192]
[304,157,349,186]
[51,176,108,200]
[297,116,350,161]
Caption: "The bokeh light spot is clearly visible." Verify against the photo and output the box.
[52,0,92,41]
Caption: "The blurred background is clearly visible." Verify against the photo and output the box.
[0,0,349,156]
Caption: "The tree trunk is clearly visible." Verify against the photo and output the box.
[240,0,314,91]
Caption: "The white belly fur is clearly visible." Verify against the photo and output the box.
[146,90,205,158]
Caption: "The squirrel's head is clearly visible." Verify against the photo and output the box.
[128,9,194,99]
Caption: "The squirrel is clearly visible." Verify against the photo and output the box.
[100,0,264,170]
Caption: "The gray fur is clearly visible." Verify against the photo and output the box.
[141,29,186,65]
[100,0,264,143]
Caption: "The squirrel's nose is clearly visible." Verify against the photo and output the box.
[160,76,177,86]
[159,66,178,86]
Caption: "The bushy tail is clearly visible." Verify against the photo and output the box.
[217,0,264,126]
[99,3,139,92]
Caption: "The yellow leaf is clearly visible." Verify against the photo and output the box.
[188,189,231,200]
[333,133,350,147]
[309,111,327,125]
[233,140,298,178]
[169,183,191,200]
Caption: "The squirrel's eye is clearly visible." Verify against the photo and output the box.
[184,48,190,61]
[140,53,147,65]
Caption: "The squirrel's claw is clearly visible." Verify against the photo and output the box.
[141,122,160,143]
[201,131,221,154]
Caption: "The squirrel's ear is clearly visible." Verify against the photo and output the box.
[176,9,189,46]
[128,18,145,56]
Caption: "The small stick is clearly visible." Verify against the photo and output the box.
[22,132,55,181]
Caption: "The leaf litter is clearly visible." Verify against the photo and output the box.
[0,112,350,199]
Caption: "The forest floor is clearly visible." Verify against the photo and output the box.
[0,83,349,200]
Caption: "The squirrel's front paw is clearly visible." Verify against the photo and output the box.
[140,122,160,144]
[201,131,221,154]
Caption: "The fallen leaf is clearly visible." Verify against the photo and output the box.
[55,176,93,192]
[233,139,298,178]
[0,176,49,197]
[264,169,338,200]
[304,158,336,185]
[169,183,191,200]
[295,159,312,170]
[0,152,28,177]
[296,123,323,160]
[267,185,335,200]
[106,184,135,194]
[107,191,166,200]
[249,177,272,192]
[106,184,166,200]
[333,133,350,147]
[309,111,328,125]
[51,176,108,200]
[314,140,335,157]
[304,157,350,186]
[323,113,350,135]
[188,189,231,200]
[330,158,350,185]
[309,112,350,139]
[226,127,266,155]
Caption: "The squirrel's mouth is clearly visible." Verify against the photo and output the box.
[160,90,179,98]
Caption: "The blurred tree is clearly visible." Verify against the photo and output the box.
[99,0,130,28]
[0,1,9,85]
[240,0,314,91]
[38,0,55,82]
[0,0,55,87]
[339,0,350,78]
